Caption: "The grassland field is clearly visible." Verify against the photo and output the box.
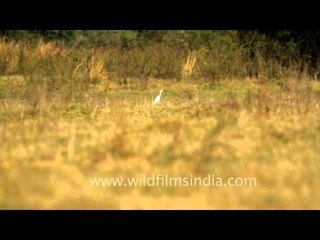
[1,75,320,209]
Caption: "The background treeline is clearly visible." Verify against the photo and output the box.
[0,30,319,85]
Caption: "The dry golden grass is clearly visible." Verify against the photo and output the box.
[0,40,320,209]
[1,77,320,209]
[0,40,20,74]
[182,51,197,79]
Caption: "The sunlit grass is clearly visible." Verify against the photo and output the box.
[1,77,320,209]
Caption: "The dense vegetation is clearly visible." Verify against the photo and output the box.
[0,30,319,83]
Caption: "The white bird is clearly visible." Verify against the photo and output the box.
[153,89,164,105]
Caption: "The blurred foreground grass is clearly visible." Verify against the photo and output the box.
[1,77,320,209]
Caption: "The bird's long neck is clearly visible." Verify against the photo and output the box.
[159,91,162,97]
